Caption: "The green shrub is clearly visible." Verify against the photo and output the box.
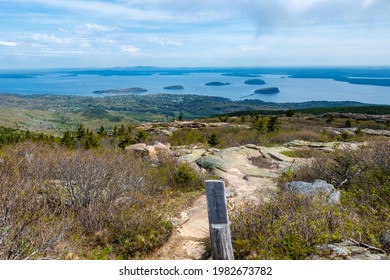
[207,133,220,147]
[230,191,346,260]
[169,128,204,146]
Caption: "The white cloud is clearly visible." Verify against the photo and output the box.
[120,45,141,54]
[83,23,116,32]
[149,37,183,46]
[30,33,69,44]
[0,41,18,47]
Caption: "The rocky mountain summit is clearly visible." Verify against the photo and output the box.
[125,136,389,260]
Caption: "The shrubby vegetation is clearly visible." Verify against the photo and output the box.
[1,106,389,260]
[0,142,204,259]
[230,140,390,259]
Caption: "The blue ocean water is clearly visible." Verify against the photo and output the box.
[0,68,390,105]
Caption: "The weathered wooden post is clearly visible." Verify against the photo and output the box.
[205,180,234,260]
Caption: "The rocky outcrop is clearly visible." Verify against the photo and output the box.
[324,127,390,137]
[284,180,341,204]
[125,141,171,162]
[323,113,390,124]
[314,241,390,260]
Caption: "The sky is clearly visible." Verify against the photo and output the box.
[0,0,390,69]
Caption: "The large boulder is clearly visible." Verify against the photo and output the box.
[284,179,340,204]
[125,142,172,162]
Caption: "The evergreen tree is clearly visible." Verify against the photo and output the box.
[113,124,118,137]
[84,129,99,149]
[97,125,105,136]
[61,131,75,148]
[267,116,281,132]
[135,129,147,143]
[207,133,220,147]
[286,109,295,117]
[118,124,126,136]
[76,124,86,140]
[118,136,134,149]
[253,117,266,133]
[326,115,335,124]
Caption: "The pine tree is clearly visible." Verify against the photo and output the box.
[118,124,126,136]
[61,131,75,148]
[253,117,266,133]
[113,124,118,137]
[286,109,295,117]
[84,129,99,149]
[76,124,86,140]
[207,133,220,147]
[266,116,280,132]
[97,125,105,135]
[135,129,147,143]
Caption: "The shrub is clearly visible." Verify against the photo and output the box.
[169,128,204,146]
[282,141,390,249]
[0,143,186,259]
[230,190,346,260]
[207,133,220,147]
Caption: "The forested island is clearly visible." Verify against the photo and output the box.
[244,79,266,85]
[205,82,231,86]
[92,87,148,94]
[254,87,280,94]
[163,85,184,90]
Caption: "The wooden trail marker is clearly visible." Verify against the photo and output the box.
[205,180,234,260]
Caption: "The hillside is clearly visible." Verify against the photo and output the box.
[1,108,390,260]
[0,93,374,134]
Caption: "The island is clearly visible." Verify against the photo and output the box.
[163,85,184,90]
[244,79,266,85]
[205,82,231,86]
[254,87,280,94]
[92,87,148,94]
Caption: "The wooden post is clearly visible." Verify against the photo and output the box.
[205,180,234,260]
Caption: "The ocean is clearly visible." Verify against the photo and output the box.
[0,67,390,105]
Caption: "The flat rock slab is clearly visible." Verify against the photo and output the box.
[260,147,295,162]
[195,146,279,177]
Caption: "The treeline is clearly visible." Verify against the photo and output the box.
[217,105,390,119]
[296,105,390,115]
[0,126,56,147]
[60,123,148,150]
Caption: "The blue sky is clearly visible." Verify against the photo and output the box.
[0,0,390,68]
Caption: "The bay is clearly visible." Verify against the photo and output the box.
[0,69,389,105]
